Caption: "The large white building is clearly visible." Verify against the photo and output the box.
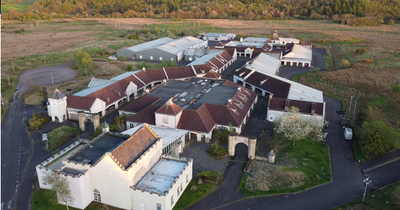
[47,89,68,123]
[36,124,193,210]
[116,37,207,61]
[202,33,236,41]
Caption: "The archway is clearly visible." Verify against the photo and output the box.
[228,134,256,160]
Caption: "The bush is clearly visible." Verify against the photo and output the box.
[340,59,351,68]
[197,170,221,182]
[126,64,133,71]
[356,48,367,54]
[98,48,104,56]
[362,59,373,63]
[388,19,395,25]
[207,143,228,159]
[393,85,400,92]
[316,39,325,43]
[28,112,50,130]
[20,28,25,32]
[357,121,400,159]
[128,34,139,40]
[117,55,127,61]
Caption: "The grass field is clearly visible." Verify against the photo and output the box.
[1,3,31,14]
[173,179,217,210]
[240,137,330,196]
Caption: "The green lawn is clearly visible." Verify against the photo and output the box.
[332,182,400,210]
[33,189,101,210]
[173,179,217,210]
[240,137,331,196]
[47,125,79,150]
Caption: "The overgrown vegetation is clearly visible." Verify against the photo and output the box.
[173,179,217,210]
[207,143,229,160]
[28,112,50,130]
[333,182,400,210]
[211,129,230,144]
[47,125,79,150]
[196,170,222,184]
[75,50,94,77]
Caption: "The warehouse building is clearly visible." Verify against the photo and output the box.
[117,37,207,62]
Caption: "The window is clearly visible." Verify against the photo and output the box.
[180,183,183,192]
[139,55,143,59]
[130,123,134,128]
[93,189,101,202]
[150,56,153,60]
[177,188,180,196]
[159,57,163,61]
[171,195,174,205]
[156,203,161,210]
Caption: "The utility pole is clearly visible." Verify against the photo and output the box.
[353,100,357,118]
[85,65,88,77]
[51,73,54,86]
[362,177,372,202]
[7,75,11,86]
[12,62,15,71]
[348,96,353,114]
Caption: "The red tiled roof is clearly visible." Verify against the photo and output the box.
[155,100,183,115]
[134,71,153,85]
[165,66,196,79]
[86,82,125,106]
[111,125,158,169]
[127,105,161,125]
[203,70,221,79]
[239,70,291,98]
[178,104,215,133]
[67,95,96,110]
[123,75,145,89]
[120,95,161,112]
[192,64,212,74]
[205,104,239,126]
[144,69,167,81]
[269,98,324,116]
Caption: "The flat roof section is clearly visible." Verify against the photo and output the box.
[134,158,187,195]
[148,78,235,110]
[68,135,127,165]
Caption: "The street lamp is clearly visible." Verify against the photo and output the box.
[362,176,372,202]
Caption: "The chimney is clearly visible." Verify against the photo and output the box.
[43,87,48,101]
[311,103,316,115]
[284,99,290,111]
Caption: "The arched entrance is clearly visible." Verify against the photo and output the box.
[228,134,256,160]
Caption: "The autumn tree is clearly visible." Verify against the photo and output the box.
[75,50,93,77]
[44,172,75,210]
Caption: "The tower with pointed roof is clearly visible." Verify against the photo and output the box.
[48,89,67,123]
[155,99,183,129]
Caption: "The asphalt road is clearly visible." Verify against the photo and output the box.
[15,64,77,98]
[2,64,77,210]
[279,48,327,80]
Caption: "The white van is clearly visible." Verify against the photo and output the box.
[343,127,353,140]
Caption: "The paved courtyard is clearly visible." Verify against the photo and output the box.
[182,141,228,176]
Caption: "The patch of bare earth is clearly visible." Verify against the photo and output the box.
[245,160,306,192]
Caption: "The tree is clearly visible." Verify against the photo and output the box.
[75,50,93,76]
[275,107,327,146]
[357,121,400,158]
[44,172,75,210]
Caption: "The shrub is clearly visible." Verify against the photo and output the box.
[98,49,104,56]
[356,48,367,54]
[393,85,400,92]
[362,59,373,63]
[117,55,127,61]
[28,112,50,130]
[388,19,395,25]
[316,39,325,43]
[20,28,25,32]
[126,65,133,71]
[340,59,351,68]
[357,121,400,159]
[128,34,139,40]
[51,149,60,156]
[207,143,228,159]
[197,170,221,182]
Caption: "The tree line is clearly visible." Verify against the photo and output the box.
[2,0,399,23]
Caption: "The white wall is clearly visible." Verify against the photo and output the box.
[48,97,67,123]
[90,98,107,116]
[132,159,193,210]
[155,112,182,129]
[267,109,324,127]
[125,82,138,101]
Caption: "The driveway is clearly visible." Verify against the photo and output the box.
[279,48,326,80]
[15,64,78,98]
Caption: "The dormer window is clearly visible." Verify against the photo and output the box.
[163,116,168,124]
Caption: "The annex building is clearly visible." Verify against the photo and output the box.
[36,124,193,210]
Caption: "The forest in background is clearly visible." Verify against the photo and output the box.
[2,0,400,25]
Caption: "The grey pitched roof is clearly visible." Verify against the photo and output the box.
[48,89,66,99]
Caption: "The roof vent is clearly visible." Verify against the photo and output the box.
[107,98,110,102]
[238,87,241,91]
[228,98,232,104]
[142,67,146,71]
